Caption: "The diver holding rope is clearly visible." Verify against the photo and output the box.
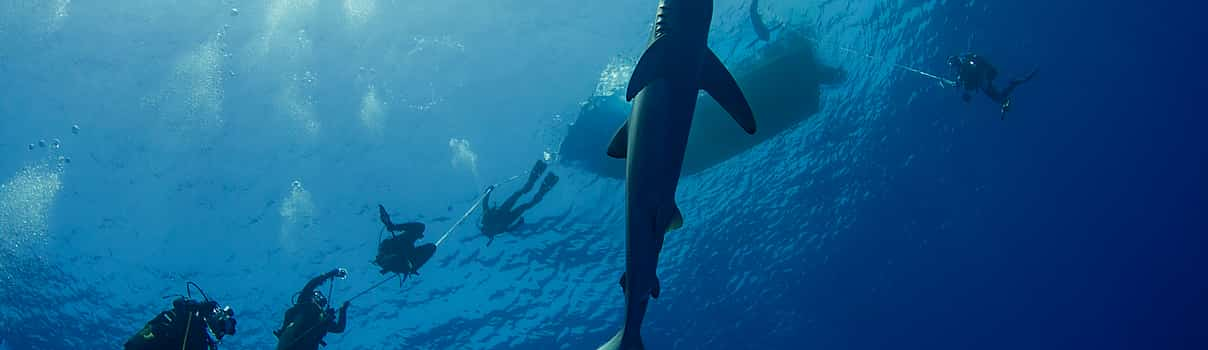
[274,268,350,350]
[125,282,238,350]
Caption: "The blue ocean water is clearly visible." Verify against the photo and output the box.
[1,0,1204,349]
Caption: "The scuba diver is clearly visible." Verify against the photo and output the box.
[375,204,437,280]
[274,268,350,350]
[946,52,1038,118]
[478,159,559,245]
[125,282,238,350]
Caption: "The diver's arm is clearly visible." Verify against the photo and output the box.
[298,269,340,302]
[330,303,349,333]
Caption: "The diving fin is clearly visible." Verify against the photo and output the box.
[607,121,629,159]
[699,49,756,134]
[378,204,393,227]
[627,36,672,101]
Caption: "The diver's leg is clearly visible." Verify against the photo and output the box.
[507,217,525,232]
[496,160,549,211]
[539,173,559,193]
[511,174,558,214]
[983,83,1007,104]
[511,198,541,214]
[518,159,546,194]
[399,222,426,237]
[998,69,1038,101]
[499,189,526,211]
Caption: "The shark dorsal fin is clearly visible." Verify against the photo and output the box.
[626,36,672,101]
[700,49,757,134]
[606,120,630,159]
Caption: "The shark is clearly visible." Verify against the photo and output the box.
[599,0,757,348]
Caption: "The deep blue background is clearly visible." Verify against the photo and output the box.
[826,2,1207,349]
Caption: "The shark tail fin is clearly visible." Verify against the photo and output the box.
[700,48,757,134]
[598,328,645,350]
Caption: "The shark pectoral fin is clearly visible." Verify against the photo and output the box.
[619,273,627,293]
[606,121,630,159]
[627,37,671,101]
[651,276,661,299]
[700,49,757,134]
[665,204,684,233]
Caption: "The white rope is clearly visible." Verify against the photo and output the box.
[804,36,956,86]
[434,174,527,247]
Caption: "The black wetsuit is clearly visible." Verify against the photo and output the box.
[479,161,558,245]
[950,53,1036,105]
[275,271,347,350]
[375,205,436,276]
[125,298,223,350]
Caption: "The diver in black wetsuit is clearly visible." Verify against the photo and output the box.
[478,159,559,245]
[375,204,436,279]
[125,283,237,350]
[947,52,1038,118]
[274,268,349,350]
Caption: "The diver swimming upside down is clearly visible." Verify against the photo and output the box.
[478,159,559,246]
